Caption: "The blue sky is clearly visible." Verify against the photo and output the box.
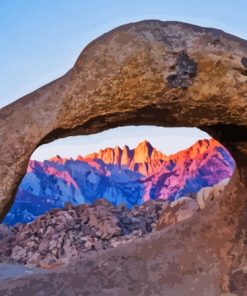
[1,0,246,107]
[0,0,245,159]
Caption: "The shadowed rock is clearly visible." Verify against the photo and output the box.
[156,197,199,230]
[196,178,230,210]
[0,199,171,267]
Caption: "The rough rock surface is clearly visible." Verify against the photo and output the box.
[156,197,200,230]
[0,20,247,294]
[196,178,230,210]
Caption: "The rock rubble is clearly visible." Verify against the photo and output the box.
[0,197,200,268]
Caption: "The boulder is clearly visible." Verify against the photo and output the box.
[156,197,199,230]
[196,178,230,210]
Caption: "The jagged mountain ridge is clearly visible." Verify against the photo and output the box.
[52,140,166,176]
[3,139,234,225]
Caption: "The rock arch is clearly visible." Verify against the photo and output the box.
[0,20,247,293]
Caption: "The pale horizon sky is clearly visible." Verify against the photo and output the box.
[31,127,211,161]
[1,1,243,160]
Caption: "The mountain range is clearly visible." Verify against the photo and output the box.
[3,139,234,225]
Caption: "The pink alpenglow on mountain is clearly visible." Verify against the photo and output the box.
[142,139,234,201]
[3,139,234,225]
[85,140,166,175]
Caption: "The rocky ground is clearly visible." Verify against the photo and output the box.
[0,180,228,271]
[0,180,235,296]
[0,196,201,269]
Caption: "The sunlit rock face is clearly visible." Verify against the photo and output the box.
[3,139,233,225]
[85,140,165,173]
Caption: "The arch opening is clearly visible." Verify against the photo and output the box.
[2,126,235,226]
